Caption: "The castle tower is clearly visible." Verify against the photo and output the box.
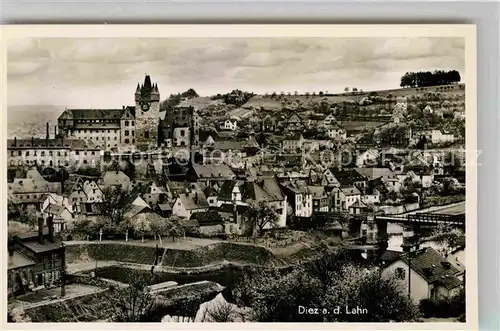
[190,106,200,150]
[135,75,160,151]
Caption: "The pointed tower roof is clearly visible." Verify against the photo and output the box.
[143,75,152,90]
[135,83,141,94]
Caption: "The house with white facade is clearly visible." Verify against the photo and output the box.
[381,247,463,303]
[323,114,337,126]
[217,177,287,232]
[220,119,238,131]
[326,126,347,140]
[172,192,210,219]
[280,180,313,218]
[282,134,304,152]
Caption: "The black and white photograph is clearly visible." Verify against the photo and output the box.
[4,25,476,327]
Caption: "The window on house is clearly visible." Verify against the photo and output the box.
[11,151,14,156]
[125,139,130,144]
[132,131,134,136]
[25,151,30,156]
[84,152,87,156]
[76,151,80,155]
[65,152,68,156]
[41,151,45,156]
[91,151,95,155]
[180,130,185,137]
[125,121,129,126]
[395,267,406,280]
[114,137,117,140]
[57,151,60,156]
[83,160,88,164]
[145,131,150,139]
[108,137,111,140]
[18,151,22,156]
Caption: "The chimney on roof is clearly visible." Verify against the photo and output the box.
[31,137,34,146]
[46,122,49,145]
[47,216,55,243]
[14,137,17,146]
[38,217,44,243]
[441,261,451,269]
[54,125,57,138]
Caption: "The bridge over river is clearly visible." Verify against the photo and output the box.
[376,201,466,227]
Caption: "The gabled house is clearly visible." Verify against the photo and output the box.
[323,114,337,126]
[326,125,347,140]
[172,192,210,219]
[220,119,238,131]
[348,199,368,215]
[330,169,367,192]
[356,149,380,167]
[261,115,277,133]
[308,186,329,213]
[284,112,306,132]
[186,163,236,185]
[332,186,362,211]
[381,247,463,302]
[282,134,304,152]
[83,180,104,204]
[43,204,74,232]
[217,177,287,231]
[62,176,87,213]
[99,171,131,192]
[280,180,313,218]
[8,168,62,214]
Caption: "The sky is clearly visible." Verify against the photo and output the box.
[7,37,465,109]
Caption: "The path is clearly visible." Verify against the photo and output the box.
[397,201,465,216]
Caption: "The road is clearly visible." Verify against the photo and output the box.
[397,201,465,216]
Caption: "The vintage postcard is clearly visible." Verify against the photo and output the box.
[1,25,477,330]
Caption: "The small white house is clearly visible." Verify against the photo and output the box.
[220,119,238,131]
[172,193,209,219]
[381,247,463,303]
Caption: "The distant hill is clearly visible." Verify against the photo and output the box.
[8,105,63,139]
[242,84,466,110]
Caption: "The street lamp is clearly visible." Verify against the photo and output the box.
[401,225,420,300]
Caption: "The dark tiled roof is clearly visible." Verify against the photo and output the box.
[355,168,395,180]
[61,109,125,120]
[331,169,366,186]
[20,238,63,254]
[398,247,463,290]
[192,164,235,179]
[7,138,99,150]
[73,123,121,130]
[380,250,403,263]
[218,178,284,203]
[8,251,36,270]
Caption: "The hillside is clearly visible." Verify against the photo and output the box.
[242,84,465,111]
[8,105,63,139]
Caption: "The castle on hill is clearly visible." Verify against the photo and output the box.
[57,75,199,152]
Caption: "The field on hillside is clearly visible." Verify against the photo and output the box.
[243,84,466,110]
[341,121,386,133]
[8,105,63,139]
[177,97,226,110]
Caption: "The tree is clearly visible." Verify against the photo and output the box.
[165,215,185,241]
[323,265,421,322]
[133,213,152,243]
[344,87,350,92]
[243,200,280,237]
[149,214,169,245]
[233,252,421,322]
[429,224,464,257]
[110,276,155,322]
[181,88,199,99]
[99,186,133,226]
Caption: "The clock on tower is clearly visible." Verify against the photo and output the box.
[140,101,150,112]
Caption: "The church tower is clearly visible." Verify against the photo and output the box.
[135,75,160,151]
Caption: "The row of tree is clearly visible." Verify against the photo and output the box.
[400,70,461,88]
